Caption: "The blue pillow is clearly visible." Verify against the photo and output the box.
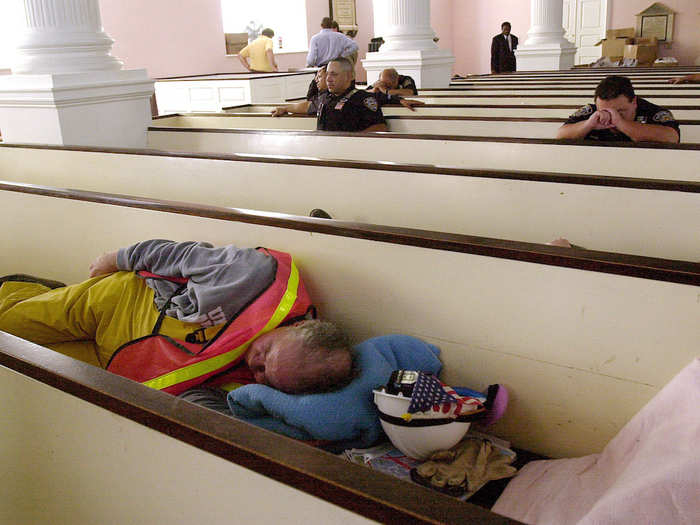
[227,334,443,447]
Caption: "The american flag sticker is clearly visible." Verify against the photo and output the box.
[404,372,483,420]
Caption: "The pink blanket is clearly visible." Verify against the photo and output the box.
[493,358,700,525]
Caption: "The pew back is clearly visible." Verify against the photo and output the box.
[2,143,699,260]
[1,182,698,462]
[225,104,700,119]
[415,95,700,106]
[151,113,700,141]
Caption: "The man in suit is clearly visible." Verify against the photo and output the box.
[491,22,518,74]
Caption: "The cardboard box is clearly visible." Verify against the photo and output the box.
[624,37,658,66]
[595,28,636,58]
[225,33,248,55]
[606,28,636,39]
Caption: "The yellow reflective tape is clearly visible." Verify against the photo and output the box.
[143,260,300,391]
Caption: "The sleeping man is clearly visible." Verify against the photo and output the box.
[0,239,353,396]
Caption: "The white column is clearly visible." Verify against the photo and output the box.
[362,0,455,88]
[0,0,154,148]
[515,0,576,71]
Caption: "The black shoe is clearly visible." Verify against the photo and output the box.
[0,274,66,289]
[309,208,333,219]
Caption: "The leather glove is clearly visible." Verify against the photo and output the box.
[412,438,517,497]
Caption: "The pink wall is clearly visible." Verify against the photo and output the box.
[430,0,455,58]
[100,0,375,80]
[99,1,697,81]
[451,0,530,76]
[610,0,699,66]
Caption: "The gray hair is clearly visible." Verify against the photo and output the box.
[294,320,355,393]
[329,57,353,74]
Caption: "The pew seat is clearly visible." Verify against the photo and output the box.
[414,95,700,106]
[151,112,700,142]
[226,103,700,120]
[419,87,700,96]
[1,180,697,523]
[2,142,699,261]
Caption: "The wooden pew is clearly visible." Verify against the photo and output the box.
[226,103,700,120]
[1,182,697,522]
[420,87,700,95]
[144,121,700,178]
[0,181,697,459]
[154,71,317,114]
[414,95,700,106]
[151,112,700,142]
[454,68,700,82]
[2,144,699,262]
[428,81,697,88]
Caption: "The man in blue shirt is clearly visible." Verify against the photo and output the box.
[306,17,358,68]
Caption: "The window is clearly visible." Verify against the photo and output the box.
[0,0,26,69]
[220,0,308,55]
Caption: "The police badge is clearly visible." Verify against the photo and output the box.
[573,104,594,118]
[363,97,379,112]
[653,110,675,123]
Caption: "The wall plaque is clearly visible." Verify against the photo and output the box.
[329,0,358,36]
[635,2,675,43]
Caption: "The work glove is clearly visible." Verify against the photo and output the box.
[411,438,517,498]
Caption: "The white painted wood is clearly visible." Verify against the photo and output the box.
[0,366,374,525]
[0,0,153,148]
[420,88,700,95]
[149,118,700,170]
[154,72,316,114]
[151,114,700,141]
[12,0,121,74]
[415,96,700,106]
[362,0,454,88]
[456,70,700,81]
[0,190,697,458]
[228,104,700,119]
[574,0,608,65]
[2,145,699,261]
[516,0,577,71]
[424,83,699,90]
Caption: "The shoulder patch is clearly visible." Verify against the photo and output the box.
[652,110,675,123]
[573,104,594,118]
[363,96,378,112]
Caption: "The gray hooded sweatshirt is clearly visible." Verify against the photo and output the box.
[116,239,276,327]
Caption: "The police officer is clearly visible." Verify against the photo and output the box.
[557,75,680,143]
[367,68,418,97]
[316,57,388,132]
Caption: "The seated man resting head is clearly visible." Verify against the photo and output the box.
[0,240,353,395]
[556,75,680,143]
[368,68,418,97]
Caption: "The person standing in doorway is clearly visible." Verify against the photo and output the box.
[491,22,518,74]
[238,28,278,73]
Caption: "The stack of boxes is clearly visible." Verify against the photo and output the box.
[595,28,659,66]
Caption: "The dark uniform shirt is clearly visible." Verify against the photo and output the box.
[316,87,386,132]
[396,74,418,95]
[564,97,680,141]
[367,90,403,106]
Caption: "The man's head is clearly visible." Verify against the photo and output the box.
[261,28,274,38]
[331,20,340,32]
[245,320,353,394]
[379,68,400,89]
[315,66,328,92]
[594,75,637,122]
[326,58,354,94]
[501,22,511,35]
[321,17,333,29]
